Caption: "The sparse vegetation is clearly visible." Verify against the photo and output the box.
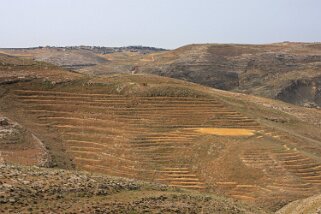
[4,43,320,108]
[1,46,321,213]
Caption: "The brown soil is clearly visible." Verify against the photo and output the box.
[1,52,321,212]
[0,73,320,212]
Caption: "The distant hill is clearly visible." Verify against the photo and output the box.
[0,46,166,70]
[139,43,321,108]
[1,43,321,108]
[0,53,80,84]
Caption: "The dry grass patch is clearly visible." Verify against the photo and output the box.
[192,128,256,136]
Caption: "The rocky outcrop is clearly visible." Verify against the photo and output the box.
[0,117,24,145]
[276,194,321,214]
[31,134,51,167]
[140,43,321,108]
[276,76,321,108]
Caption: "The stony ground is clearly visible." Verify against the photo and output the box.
[0,117,24,146]
[276,193,321,214]
[0,164,266,214]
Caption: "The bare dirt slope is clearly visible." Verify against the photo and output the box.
[0,72,321,212]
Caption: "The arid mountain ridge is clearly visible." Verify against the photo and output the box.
[2,42,320,108]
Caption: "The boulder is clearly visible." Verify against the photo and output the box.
[0,118,9,126]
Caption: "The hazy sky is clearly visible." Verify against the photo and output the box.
[1,0,320,49]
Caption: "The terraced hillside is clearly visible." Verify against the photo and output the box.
[1,74,321,212]
[10,88,259,190]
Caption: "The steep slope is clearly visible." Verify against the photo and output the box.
[1,73,321,212]
[139,42,321,108]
